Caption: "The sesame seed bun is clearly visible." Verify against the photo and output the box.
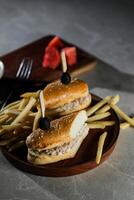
[44,79,91,117]
[26,110,87,150]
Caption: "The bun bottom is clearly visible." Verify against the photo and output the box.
[27,125,89,165]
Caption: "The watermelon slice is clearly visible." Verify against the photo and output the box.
[48,36,64,48]
[42,47,61,69]
[42,36,77,70]
[63,47,77,66]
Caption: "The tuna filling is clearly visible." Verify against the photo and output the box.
[29,124,89,156]
[46,94,90,115]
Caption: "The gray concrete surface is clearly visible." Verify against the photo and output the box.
[1,86,134,200]
[0,0,134,200]
[0,0,134,74]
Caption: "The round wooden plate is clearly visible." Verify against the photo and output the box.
[1,94,120,177]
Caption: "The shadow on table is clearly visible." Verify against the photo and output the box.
[80,60,134,94]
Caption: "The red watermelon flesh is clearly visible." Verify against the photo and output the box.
[48,36,64,48]
[42,47,61,69]
[63,47,77,66]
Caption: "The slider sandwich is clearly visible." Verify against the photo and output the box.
[26,110,89,165]
[44,79,91,117]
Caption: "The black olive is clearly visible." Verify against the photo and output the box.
[39,117,50,130]
[60,72,71,84]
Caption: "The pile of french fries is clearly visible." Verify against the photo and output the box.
[0,91,133,164]
[0,91,41,151]
[86,94,134,164]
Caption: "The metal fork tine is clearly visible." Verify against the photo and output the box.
[19,62,27,80]
[16,58,25,78]
[0,57,33,110]
[22,58,31,80]
[26,59,33,80]
[18,58,33,80]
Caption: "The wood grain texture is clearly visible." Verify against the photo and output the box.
[0,35,97,82]
[1,94,120,177]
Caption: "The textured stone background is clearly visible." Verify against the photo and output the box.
[0,0,134,74]
[0,0,134,199]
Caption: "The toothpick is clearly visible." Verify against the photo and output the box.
[39,90,45,118]
[61,51,67,72]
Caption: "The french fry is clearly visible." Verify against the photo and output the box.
[4,110,21,115]
[0,100,21,113]
[97,121,115,126]
[87,121,115,126]
[96,131,107,164]
[96,95,120,114]
[22,125,31,129]
[29,113,37,117]
[96,105,111,114]
[33,108,41,131]
[87,123,105,129]
[110,104,134,126]
[5,116,14,124]
[120,117,134,129]
[87,96,112,117]
[1,104,20,115]
[20,91,40,99]
[11,97,36,125]
[19,98,28,110]
[24,119,33,125]
[0,115,9,123]
[0,92,38,147]
[4,124,31,130]
[5,110,35,118]
[110,95,120,105]
[0,113,5,118]
[2,124,21,130]
[120,122,130,129]
[24,115,35,123]
[87,112,111,122]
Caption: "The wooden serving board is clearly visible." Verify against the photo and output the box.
[1,94,120,177]
[0,35,97,82]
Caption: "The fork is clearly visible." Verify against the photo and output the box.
[0,58,33,111]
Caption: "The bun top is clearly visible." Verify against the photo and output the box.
[26,110,87,150]
[44,79,89,109]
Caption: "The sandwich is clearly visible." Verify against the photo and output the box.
[44,79,91,117]
[26,110,89,165]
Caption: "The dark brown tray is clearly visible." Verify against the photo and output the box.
[1,94,120,177]
[0,35,97,82]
